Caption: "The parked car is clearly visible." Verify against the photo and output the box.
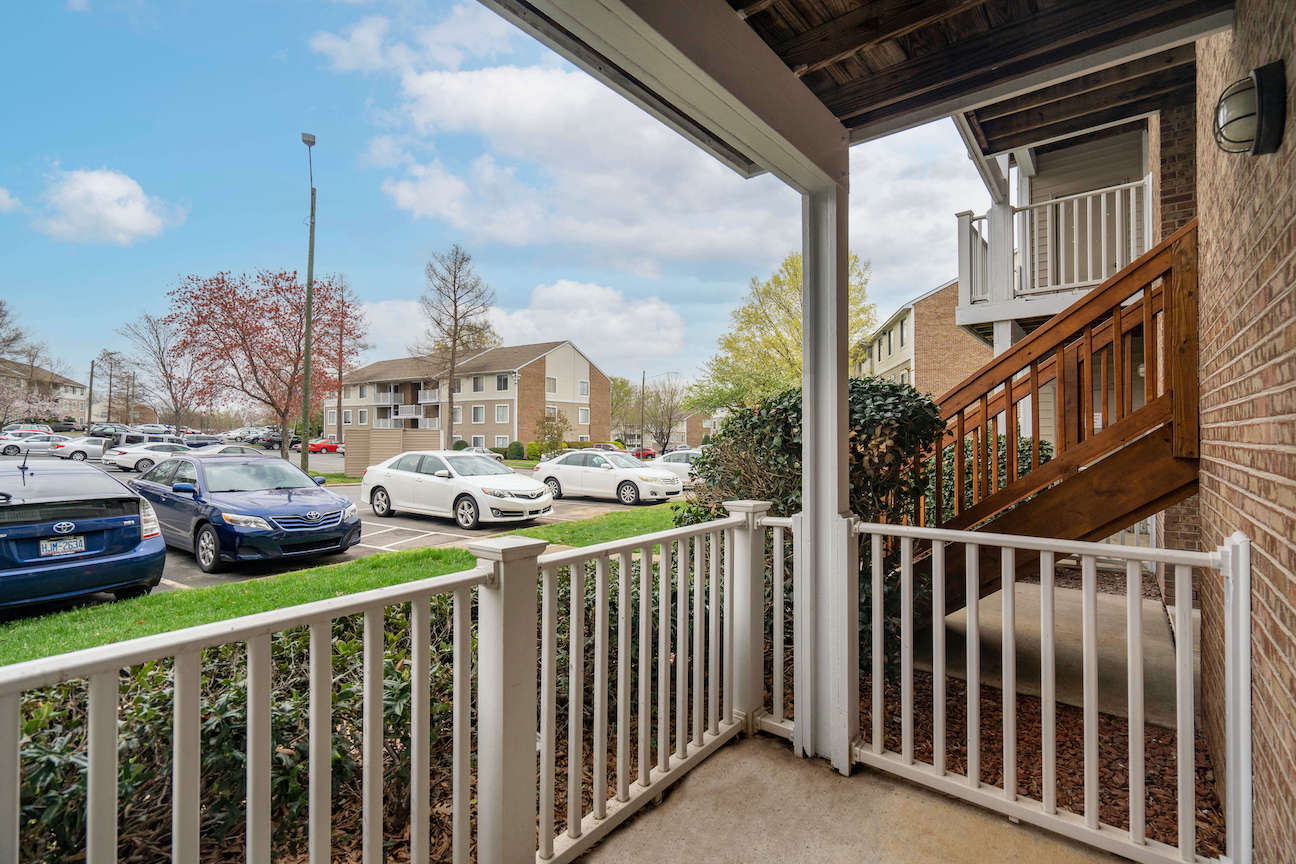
[188,444,267,457]
[10,433,72,455]
[103,442,191,472]
[0,431,42,456]
[651,448,702,486]
[463,446,505,462]
[50,436,113,461]
[258,432,300,450]
[135,424,170,434]
[592,442,625,451]
[182,434,222,448]
[2,422,53,434]
[363,450,552,529]
[49,421,79,433]
[0,459,165,608]
[535,449,680,505]
[88,423,135,438]
[305,437,342,453]
[128,455,361,573]
[631,447,657,459]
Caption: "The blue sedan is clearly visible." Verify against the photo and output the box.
[129,455,361,573]
[0,460,166,609]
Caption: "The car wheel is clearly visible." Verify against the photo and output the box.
[113,584,151,601]
[135,458,154,472]
[618,481,640,505]
[454,495,480,529]
[371,487,394,517]
[544,477,563,499]
[1,445,17,456]
[194,524,223,573]
[71,451,87,461]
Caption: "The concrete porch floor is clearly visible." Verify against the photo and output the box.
[583,735,1120,863]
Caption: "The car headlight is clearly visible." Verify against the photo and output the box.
[480,487,511,498]
[222,512,273,531]
[343,502,358,520]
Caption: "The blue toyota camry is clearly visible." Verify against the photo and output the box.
[129,455,361,573]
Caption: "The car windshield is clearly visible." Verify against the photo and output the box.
[204,460,317,493]
[605,453,643,469]
[446,454,513,476]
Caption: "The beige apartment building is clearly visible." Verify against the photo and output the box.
[0,358,87,420]
[329,341,610,470]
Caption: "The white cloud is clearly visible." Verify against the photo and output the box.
[310,4,514,74]
[309,16,394,73]
[361,299,425,360]
[66,0,89,11]
[36,167,184,245]
[0,188,19,212]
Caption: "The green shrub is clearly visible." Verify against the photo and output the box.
[925,434,1055,524]
[506,441,525,460]
[525,441,541,461]
[489,446,507,456]
[452,439,469,450]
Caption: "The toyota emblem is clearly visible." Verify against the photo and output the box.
[306,511,321,521]
[53,521,76,534]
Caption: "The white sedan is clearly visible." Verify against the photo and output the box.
[362,450,553,529]
[536,449,681,505]
[650,448,702,486]
[7,433,71,455]
[103,442,191,472]
[188,443,266,456]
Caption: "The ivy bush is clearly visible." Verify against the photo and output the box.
[925,434,1055,524]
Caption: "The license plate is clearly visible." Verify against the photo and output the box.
[40,536,86,557]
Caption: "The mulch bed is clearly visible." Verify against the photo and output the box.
[1019,560,1165,601]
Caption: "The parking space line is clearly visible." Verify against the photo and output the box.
[160,578,189,590]
[359,525,399,538]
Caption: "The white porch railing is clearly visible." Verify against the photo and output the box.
[395,404,421,419]
[417,389,439,404]
[372,392,402,406]
[956,212,991,303]
[372,418,398,429]
[418,416,440,430]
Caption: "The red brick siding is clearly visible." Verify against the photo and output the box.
[912,281,993,400]
[1196,6,1296,855]
[588,364,611,442]
[517,359,546,444]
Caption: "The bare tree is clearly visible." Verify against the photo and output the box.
[415,244,497,444]
[119,313,211,428]
[0,299,28,360]
[643,374,689,451]
[93,349,128,423]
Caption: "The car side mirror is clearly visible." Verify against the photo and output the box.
[172,482,197,495]
[434,469,451,479]
[313,476,327,485]
[600,462,614,469]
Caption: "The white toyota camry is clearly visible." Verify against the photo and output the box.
[362,450,553,529]
[535,449,681,505]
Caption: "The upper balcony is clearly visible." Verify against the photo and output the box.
[957,176,1152,333]
[417,389,439,404]
[372,392,402,406]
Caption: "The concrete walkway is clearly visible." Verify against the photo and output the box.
[584,735,1120,863]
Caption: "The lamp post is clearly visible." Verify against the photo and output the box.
[301,132,317,473]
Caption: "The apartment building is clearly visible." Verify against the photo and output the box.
[0,358,87,420]
[855,279,993,397]
[331,341,610,469]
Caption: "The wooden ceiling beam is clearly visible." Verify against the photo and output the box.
[817,0,1229,123]
[773,0,988,76]
[732,0,778,20]
[971,43,1196,123]
[985,85,1194,153]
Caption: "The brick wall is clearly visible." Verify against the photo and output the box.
[912,281,993,399]
[1195,5,1296,856]
[588,364,611,442]
[517,359,546,444]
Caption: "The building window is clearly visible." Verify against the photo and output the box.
[545,405,557,418]
[578,435,589,442]
[887,330,893,354]
[900,319,906,347]
[900,371,908,385]
[876,342,881,361]
[342,409,353,425]
[578,379,589,396]
[453,378,462,394]
[452,406,463,424]
[358,409,368,424]
[471,435,485,448]
[578,407,590,424]
[494,435,509,448]
[326,409,336,428]
[358,384,367,398]
[471,405,485,424]
[495,404,509,423]
[452,434,464,444]
[545,376,557,393]
[472,375,484,392]
[496,374,509,391]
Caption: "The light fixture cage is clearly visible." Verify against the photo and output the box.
[1213,60,1286,155]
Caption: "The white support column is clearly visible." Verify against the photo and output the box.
[1223,532,1252,864]
[724,499,771,733]
[799,177,858,775]
[957,210,974,309]
[471,536,547,864]
[988,201,1015,305]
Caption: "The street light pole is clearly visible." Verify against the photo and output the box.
[301,132,317,473]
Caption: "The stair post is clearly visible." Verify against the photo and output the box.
[725,500,771,734]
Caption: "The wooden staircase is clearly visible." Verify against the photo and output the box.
[927,219,1200,613]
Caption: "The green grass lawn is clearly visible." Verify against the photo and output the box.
[312,471,362,485]
[503,458,538,469]
[0,504,683,666]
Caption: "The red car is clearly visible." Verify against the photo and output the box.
[632,447,656,459]
[307,437,341,453]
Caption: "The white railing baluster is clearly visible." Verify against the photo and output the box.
[308,620,332,864]
[1101,191,1109,279]
[1081,554,1099,829]
[1129,185,1138,262]
[901,537,914,764]
[593,557,609,820]
[692,535,704,746]
[1127,560,1146,845]
[676,540,688,759]
[638,546,652,786]
[708,531,720,735]
[1175,565,1195,861]
[452,587,470,864]
[539,568,556,857]
[724,528,734,726]
[871,533,883,755]
[247,635,272,864]
[0,693,17,864]
[1040,552,1057,815]
[932,540,946,775]
[1071,198,1080,286]
[659,547,671,771]
[362,607,384,863]
[1045,204,1055,289]
[1002,548,1016,801]
[410,598,431,863]
[617,551,631,803]
[1117,192,1127,269]
[173,651,200,864]
[88,670,119,864]
[966,544,980,788]
[773,526,785,725]
[568,561,585,837]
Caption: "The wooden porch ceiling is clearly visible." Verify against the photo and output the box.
[729,0,1227,145]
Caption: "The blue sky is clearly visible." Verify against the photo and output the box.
[1,0,990,386]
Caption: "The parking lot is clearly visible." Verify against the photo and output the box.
[0,451,640,599]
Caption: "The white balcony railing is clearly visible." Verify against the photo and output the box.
[417,389,439,404]
[418,417,440,430]
[959,175,1153,307]
[395,404,421,419]
[372,418,398,429]
[372,392,402,406]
